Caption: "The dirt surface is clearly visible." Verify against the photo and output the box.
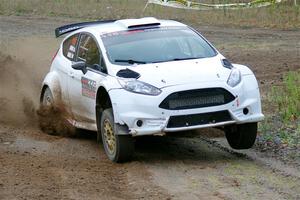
[0,15,300,199]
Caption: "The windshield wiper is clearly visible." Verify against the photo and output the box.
[173,57,204,61]
[115,59,147,64]
[152,57,204,63]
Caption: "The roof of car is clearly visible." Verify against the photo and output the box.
[91,18,186,34]
[57,17,187,38]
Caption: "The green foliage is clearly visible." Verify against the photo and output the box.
[258,70,300,151]
[271,71,300,122]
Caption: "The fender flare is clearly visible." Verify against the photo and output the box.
[96,75,124,125]
[40,71,62,103]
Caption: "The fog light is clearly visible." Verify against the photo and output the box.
[136,120,143,127]
[243,108,249,115]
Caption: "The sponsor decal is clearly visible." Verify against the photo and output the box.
[69,45,76,52]
[67,52,74,59]
[67,45,76,59]
[81,77,96,99]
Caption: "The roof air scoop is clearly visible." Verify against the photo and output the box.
[115,17,160,29]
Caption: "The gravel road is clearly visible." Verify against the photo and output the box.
[0,15,299,200]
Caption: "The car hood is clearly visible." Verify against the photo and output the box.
[126,56,231,88]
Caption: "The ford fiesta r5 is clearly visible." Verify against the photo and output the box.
[40,17,264,162]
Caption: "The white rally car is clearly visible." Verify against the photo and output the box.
[41,17,264,162]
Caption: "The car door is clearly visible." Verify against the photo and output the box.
[68,33,107,123]
[56,33,79,108]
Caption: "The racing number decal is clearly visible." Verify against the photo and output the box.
[81,77,96,99]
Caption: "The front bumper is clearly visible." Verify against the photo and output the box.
[109,77,264,136]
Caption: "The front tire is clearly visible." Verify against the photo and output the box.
[225,123,257,149]
[100,108,134,163]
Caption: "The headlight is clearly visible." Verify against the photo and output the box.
[118,78,162,96]
[227,68,241,87]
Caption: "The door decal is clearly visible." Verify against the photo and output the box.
[81,77,96,99]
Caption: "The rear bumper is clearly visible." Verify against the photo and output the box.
[109,77,264,136]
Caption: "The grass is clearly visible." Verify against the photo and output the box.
[271,71,300,122]
[258,71,300,150]
[0,0,299,29]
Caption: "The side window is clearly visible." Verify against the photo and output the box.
[77,34,101,71]
[63,34,79,61]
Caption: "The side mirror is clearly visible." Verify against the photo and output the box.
[72,61,87,74]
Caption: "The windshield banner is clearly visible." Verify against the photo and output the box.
[145,0,282,10]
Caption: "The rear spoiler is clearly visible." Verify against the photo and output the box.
[55,20,116,37]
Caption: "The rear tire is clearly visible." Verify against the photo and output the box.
[100,108,134,163]
[39,87,55,133]
[225,123,257,149]
[42,87,54,107]
[39,87,75,136]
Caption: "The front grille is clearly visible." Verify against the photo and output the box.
[159,88,235,110]
[167,110,232,128]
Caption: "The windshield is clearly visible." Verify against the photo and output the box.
[101,27,217,65]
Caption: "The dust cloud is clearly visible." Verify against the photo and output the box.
[0,37,63,129]
[37,103,76,136]
[0,51,38,126]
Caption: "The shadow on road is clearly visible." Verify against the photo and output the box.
[134,134,247,163]
[66,128,246,163]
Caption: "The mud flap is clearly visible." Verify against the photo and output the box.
[114,123,130,135]
[96,106,130,143]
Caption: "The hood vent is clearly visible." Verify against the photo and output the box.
[116,68,140,79]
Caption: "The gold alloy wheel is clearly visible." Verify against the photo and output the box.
[103,119,116,155]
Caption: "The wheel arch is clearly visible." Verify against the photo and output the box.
[95,86,113,141]
[96,86,112,112]
[40,85,49,103]
[40,71,62,103]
